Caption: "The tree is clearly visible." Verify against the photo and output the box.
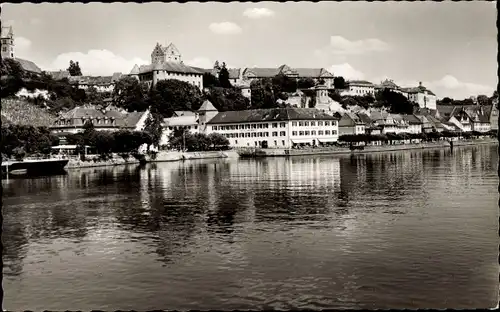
[86,86,103,106]
[113,76,149,112]
[67,60,82,76]
[334,76,346,89]
[477,94,489,106]
[205,87,249,111]
[82,120,97,148]
[149,79,204,118]
[250,78,276,109]
[218,62,232,88]
[143,110,163,148]
[297,77,316,89]
[203,72,220,88]
[376,89,414,114]
[207,133,229,150]
[272,73,297,95]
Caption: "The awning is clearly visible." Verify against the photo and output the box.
[51,145,91,149]
[317,138,338,143]
[291,139,314,144]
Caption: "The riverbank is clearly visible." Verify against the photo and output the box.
[237,138,498,158]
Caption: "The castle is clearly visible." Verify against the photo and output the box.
[129,42,203,90]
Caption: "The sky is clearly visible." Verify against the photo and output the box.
[2,2,497,100]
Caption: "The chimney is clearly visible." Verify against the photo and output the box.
[419,81,422,87]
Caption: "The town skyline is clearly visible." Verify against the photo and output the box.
[2,2,497,100]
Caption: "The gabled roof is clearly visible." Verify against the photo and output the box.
[162,115,198,127]
[138,62,203,75]
[14,58,42,74]
[111,72,123,82]
[347,80,374,87]
[122,111,148,128]
[1,26,14,38]
[227,68,241,80]
[207,108,340,125]
[357,113,374,126]
[294,68,333,78]
[339,112,364,127]
[198,100,218,112]
[376,79,400,90]
[402,114,422,124]
[47,70,71,80]
[402,85,436,96]
[174,110,196,117]
[243,67,281,78]
[69,75,114,86]
[129,64,140,75]
[61,106,106,119]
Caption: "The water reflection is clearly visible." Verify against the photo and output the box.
[2,145,498,310]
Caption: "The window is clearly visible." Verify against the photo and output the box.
[252,132,257,137]
[311,130,316,135]
[332,130,337,135]
[280,131,286,136]
[272,131,278,137]
[292,131,297,136]
[299,121,304,127]
[318,130,324,135]
[282,140,285,146]
[325,130,331,135]
[252,124,257,129]
[265,132,269,137]
[280,122,286,128]
[299,131,304,136]
[332,121,337,126]
[318,121,323,126]
[235,140,238,144]
[272,123,278,128]
[245,124,250,129]
[325,121,330,126]
[311,121,316,126]
[239,133,244,138]
[274,140,277,146]
[304,121,309,126]
[305,131,310,135]
[265,123,269,128]
[292,122,297,127]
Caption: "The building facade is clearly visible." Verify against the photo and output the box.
[402,82,437,110]
[340,80,375,97]
[206,108,340,148]
[50,106,150,135]
[129,42,203,90]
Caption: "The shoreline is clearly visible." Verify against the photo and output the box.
[61,138,497,169]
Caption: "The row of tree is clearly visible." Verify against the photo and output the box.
[338,129,496,144]
[1,125,60,160]
[168,128,229,151]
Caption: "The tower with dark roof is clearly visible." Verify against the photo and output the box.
[1,26,15,59]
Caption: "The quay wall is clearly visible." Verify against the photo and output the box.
[242,138,498,158]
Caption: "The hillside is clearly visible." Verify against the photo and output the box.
[1,97,57,127]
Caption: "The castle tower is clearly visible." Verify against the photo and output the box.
[1,26,15,59]
[151,43,165,64]
[164,43,182,63]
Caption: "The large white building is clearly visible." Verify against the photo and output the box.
[129,42,203,90]
[206,107,340,148]
[159,100,219,148]
[401,82,437,110]
[340,80,375,97]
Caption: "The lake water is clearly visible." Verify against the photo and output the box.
[2,144,499,310]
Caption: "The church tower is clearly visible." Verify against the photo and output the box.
[1,26,15,59]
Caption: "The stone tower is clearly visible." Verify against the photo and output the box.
[1,26,15,59]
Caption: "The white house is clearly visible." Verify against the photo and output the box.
[206,107,340,148]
